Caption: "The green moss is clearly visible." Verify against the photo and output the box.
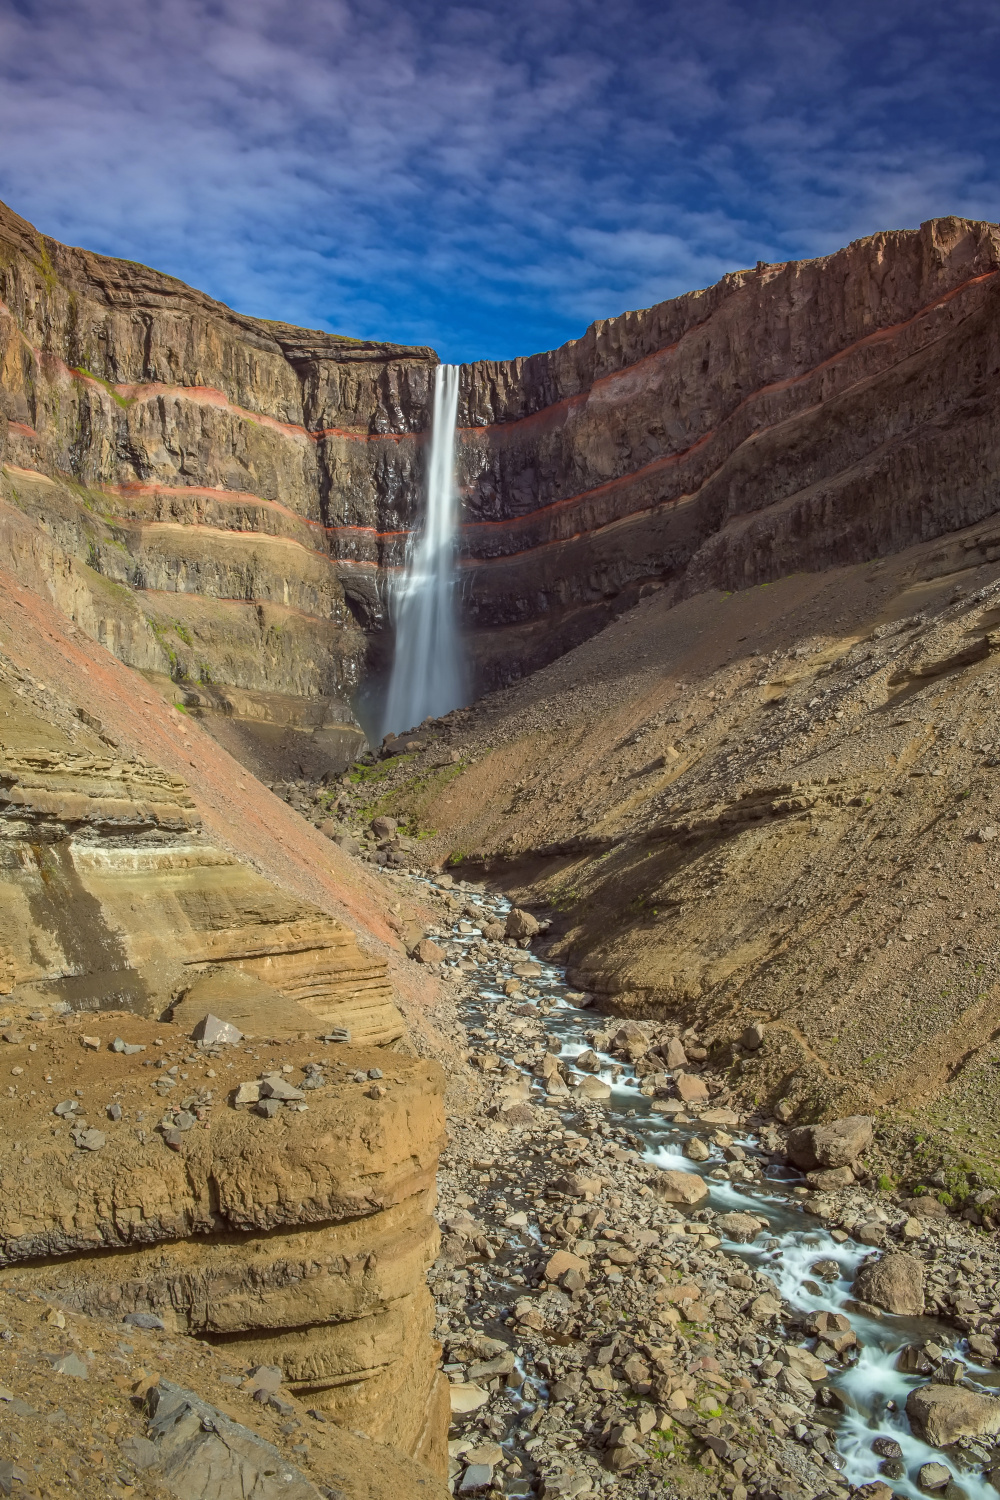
[71,366,135,410]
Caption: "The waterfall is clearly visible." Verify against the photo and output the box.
[383,363,464,738]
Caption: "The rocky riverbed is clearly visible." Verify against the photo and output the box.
[355,863,1000,1500]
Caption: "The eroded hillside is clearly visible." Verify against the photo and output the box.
[338,521,1000,1194]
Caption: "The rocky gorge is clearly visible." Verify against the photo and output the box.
[3,192,1000,1500]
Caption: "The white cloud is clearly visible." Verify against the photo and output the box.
[0,0,996,361]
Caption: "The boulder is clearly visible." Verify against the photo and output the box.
[574,1049,602,1073]
[413,938,445,964]
[544,1250,588,1286]
[716,1212,764,1243]
[905,1383,1000,1447]
[778,1344,827,1382]
[852,1252,924,1316]
[370,815,397,839]
[675,1072,709,1103]
[917,1464,951,1492]
[664,1037,687,1068]
[786,1115,873,1170]
[505,908,540,939]
[741,1023,765,1050]
[576,1075,612,1100]
[651,1169,708,1205]
[806,1165,855,1190]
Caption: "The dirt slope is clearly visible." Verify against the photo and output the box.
[355,519,1000,1195]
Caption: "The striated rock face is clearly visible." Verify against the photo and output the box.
[8,1007,447,1469]
[5,197,1000,741]
[0,645,448,1479]
[0,196,436,773]
[452,215,1000,685]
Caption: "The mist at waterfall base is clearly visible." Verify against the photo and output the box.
[381,363,466,740]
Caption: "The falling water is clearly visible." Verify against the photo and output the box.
[383,363,464,737]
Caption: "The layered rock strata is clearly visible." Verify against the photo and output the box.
[0,655,448,1479]
[5,197,1000,737]
[3,1004,446,1471]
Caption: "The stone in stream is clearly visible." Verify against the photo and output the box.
[785,1114,873,1170]
[871,1436,903,1460]
[715,1211,764,1242]
[852,1251,924,1315]
[576,1075,611,1100]
[684,1137,710,1162]
[651,1169,709,1205]
[573,1048,601,1072]
[905,1382,1000,1446]
[505,908,539,939]
[917,1464,952,1492]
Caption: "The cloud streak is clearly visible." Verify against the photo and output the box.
[0,0,998,361]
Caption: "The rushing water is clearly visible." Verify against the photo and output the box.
[419,874,1000,1498]
[383,363,464,738]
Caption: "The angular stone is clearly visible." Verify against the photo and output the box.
[651,1169,708,1205]
[123,1312,166,1330]
[51,1353,88,1378]
[573,1048,602,1072]
[664,1037,687,1069]
[716,1212,764,1243]
[234,1081,261,1106]
[853,1252,924,1316]
[459,1466,494,1494]
[906,1382,1000,1446]
[778,1344,827,1382]
[449,1383,489,1414]
[145,1380,322,1498]
[675,1072,709,1103]
[505,908,540,939]
[413,938,445,964]
[576,1076,611,1099]
[918,1462,952,1491]
[786,1115,873,1170]
[260,1075,305,1102]
[190,1013,243,1046]
[72,1128,106,1152]
[741,1023,764,1050]
[806,1165,855,1190]
[545,1249,588,1285]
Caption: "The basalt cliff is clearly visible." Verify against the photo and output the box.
[4,199,1000,773]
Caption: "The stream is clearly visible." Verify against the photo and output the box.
[414,872,1000,1498]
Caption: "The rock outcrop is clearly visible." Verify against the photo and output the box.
[0,611,449,1484]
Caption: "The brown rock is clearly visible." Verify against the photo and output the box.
[675,1072,709,1103]
[664,1037,687,1069]
[805,1165,855,1190]
[413,938,445,965]
[651,1169,708,1205]
[544,1249,588,1286]
[852,1252,924,1316]
[370,815,397,839]
[505,908,540,939]
[786,1115,873,1170]
[905,1382,1000,1447]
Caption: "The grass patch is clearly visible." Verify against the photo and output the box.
[71,366,135,410]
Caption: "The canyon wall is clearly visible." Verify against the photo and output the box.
[0,543,452,1490]
[4,197,999,751]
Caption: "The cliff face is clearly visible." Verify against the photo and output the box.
[453,216,1000,685]
[0,197,437,773]
[4,199,1000,747]
[0,587,449,1484]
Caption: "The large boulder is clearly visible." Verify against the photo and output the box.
[505,908,540,939]
[905,1383,1000,1447]
[852,1252,924,1315]
[651,1169,708,1205]
[786,1115,873,1170]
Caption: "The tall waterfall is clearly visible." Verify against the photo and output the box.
[383,363,464,737]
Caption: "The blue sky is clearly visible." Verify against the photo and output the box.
[1,0,999,364]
